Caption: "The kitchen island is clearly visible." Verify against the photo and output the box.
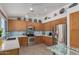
[0,38,20,55]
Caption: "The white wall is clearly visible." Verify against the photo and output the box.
[0,5,8,19]
[42,4,73,23]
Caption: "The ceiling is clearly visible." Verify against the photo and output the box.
[0,3,68,18]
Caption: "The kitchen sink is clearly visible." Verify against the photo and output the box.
[7,38,16,40]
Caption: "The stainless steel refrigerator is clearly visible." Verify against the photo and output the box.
[54,24,67,45]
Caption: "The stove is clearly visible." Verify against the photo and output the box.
[28,37,35,46]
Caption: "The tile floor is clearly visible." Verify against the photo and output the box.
[19,44,53,55]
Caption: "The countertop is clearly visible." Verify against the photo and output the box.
[8,35,52,38]
[0,34,52,51]
[0,37,20,51]
[8,35,27,38]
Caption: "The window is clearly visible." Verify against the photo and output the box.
[0,17,8,39]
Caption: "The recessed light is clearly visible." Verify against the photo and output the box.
[30,7,33,11]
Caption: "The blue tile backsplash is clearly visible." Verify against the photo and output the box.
[8,31,54,37]
[9,31,26,36]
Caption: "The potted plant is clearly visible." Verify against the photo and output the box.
[0,27,3,47]
[0,27,2,37]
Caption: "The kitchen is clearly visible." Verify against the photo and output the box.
[0,3,79,55]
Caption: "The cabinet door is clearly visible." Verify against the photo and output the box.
[19,37,28,46]
[38,23,44,31]
[70,12,79,30]
[70,30,79,48]
[70,12,79,48]
[34,23,39,31]
[44,22,52,31]
[8,20,26,31]
[35,36,43,44]
[43,36,53,46]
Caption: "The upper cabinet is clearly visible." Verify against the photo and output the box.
[44,22,52,31]
[8,19,44,31]
[8,19,26,31]
[44,17,67,31]
[33,23,44,31]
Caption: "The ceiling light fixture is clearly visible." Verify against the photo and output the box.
[30,7,33,11]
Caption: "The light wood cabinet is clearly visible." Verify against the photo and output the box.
[44,17,66,31]
[38,23,44,31]
[70,12,79,48]
[19,37,28,47]
[35,36,43,44]
[43,36,53,46]
[70,12,79,30]
[0,48,19,55]
[70,30,79,48]
[44,22,52,31]
[33,23,44,31]
[8,19,44,31]
[35,36,53,46]
[8,20,26,31]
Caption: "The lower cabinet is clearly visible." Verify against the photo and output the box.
[35,36,53,46]
[43,36,53,46]
[35,36,43,44]
[19,37,28,47]
[0,48,19,55]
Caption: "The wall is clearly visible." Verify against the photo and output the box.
[42,4,70,23]
[0,5,8,19]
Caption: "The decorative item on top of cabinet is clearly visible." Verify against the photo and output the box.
[44,16,51,20]
[59,8,65,14]
[48,17,51,19]
[17,17,21,20]
[44,16,48,20]
[69,3,78,8]
[23,17,26,21]
[38,20,42,23]
[54,13,57,17]
[34,19,37,23]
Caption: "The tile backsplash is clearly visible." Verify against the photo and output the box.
[34,31,53,36]
[9,31,26,36]
[8,31,53,37]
